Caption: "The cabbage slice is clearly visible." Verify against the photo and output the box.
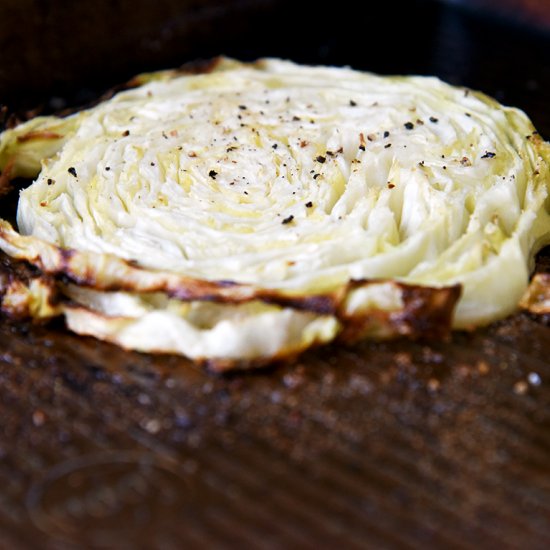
[0,58,549,367]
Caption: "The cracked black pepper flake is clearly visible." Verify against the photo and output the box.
[272,144,278,149]
[404,122,414,130]
[238,105,247,110]
[292,116,301,122]
[105,166,111,171]
[282,215,294,225]
[481,151,496,159]
[349,100,357,107]
[122,130,130,137]
[68,167,77,177]
[429,116,439,123]
[384,143,392,149]
[47,178,54,185]
[387,182,395,189]
[208,170,218,179]
[383,131,390,138]
[305,201,313,208]
[316,155,326,163]
[313,173,321,180]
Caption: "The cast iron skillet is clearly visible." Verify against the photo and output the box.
[1,1,550,548]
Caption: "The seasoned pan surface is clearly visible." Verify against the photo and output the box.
[2,295,550,549]
[1,1,550,548]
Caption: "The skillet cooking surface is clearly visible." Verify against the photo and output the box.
[1,1,550,547]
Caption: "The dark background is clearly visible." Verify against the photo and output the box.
[1,0,549,137]
[1,1,550,548]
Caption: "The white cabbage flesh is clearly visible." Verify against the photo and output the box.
[1,58,549,364]
[62,284,339,360]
